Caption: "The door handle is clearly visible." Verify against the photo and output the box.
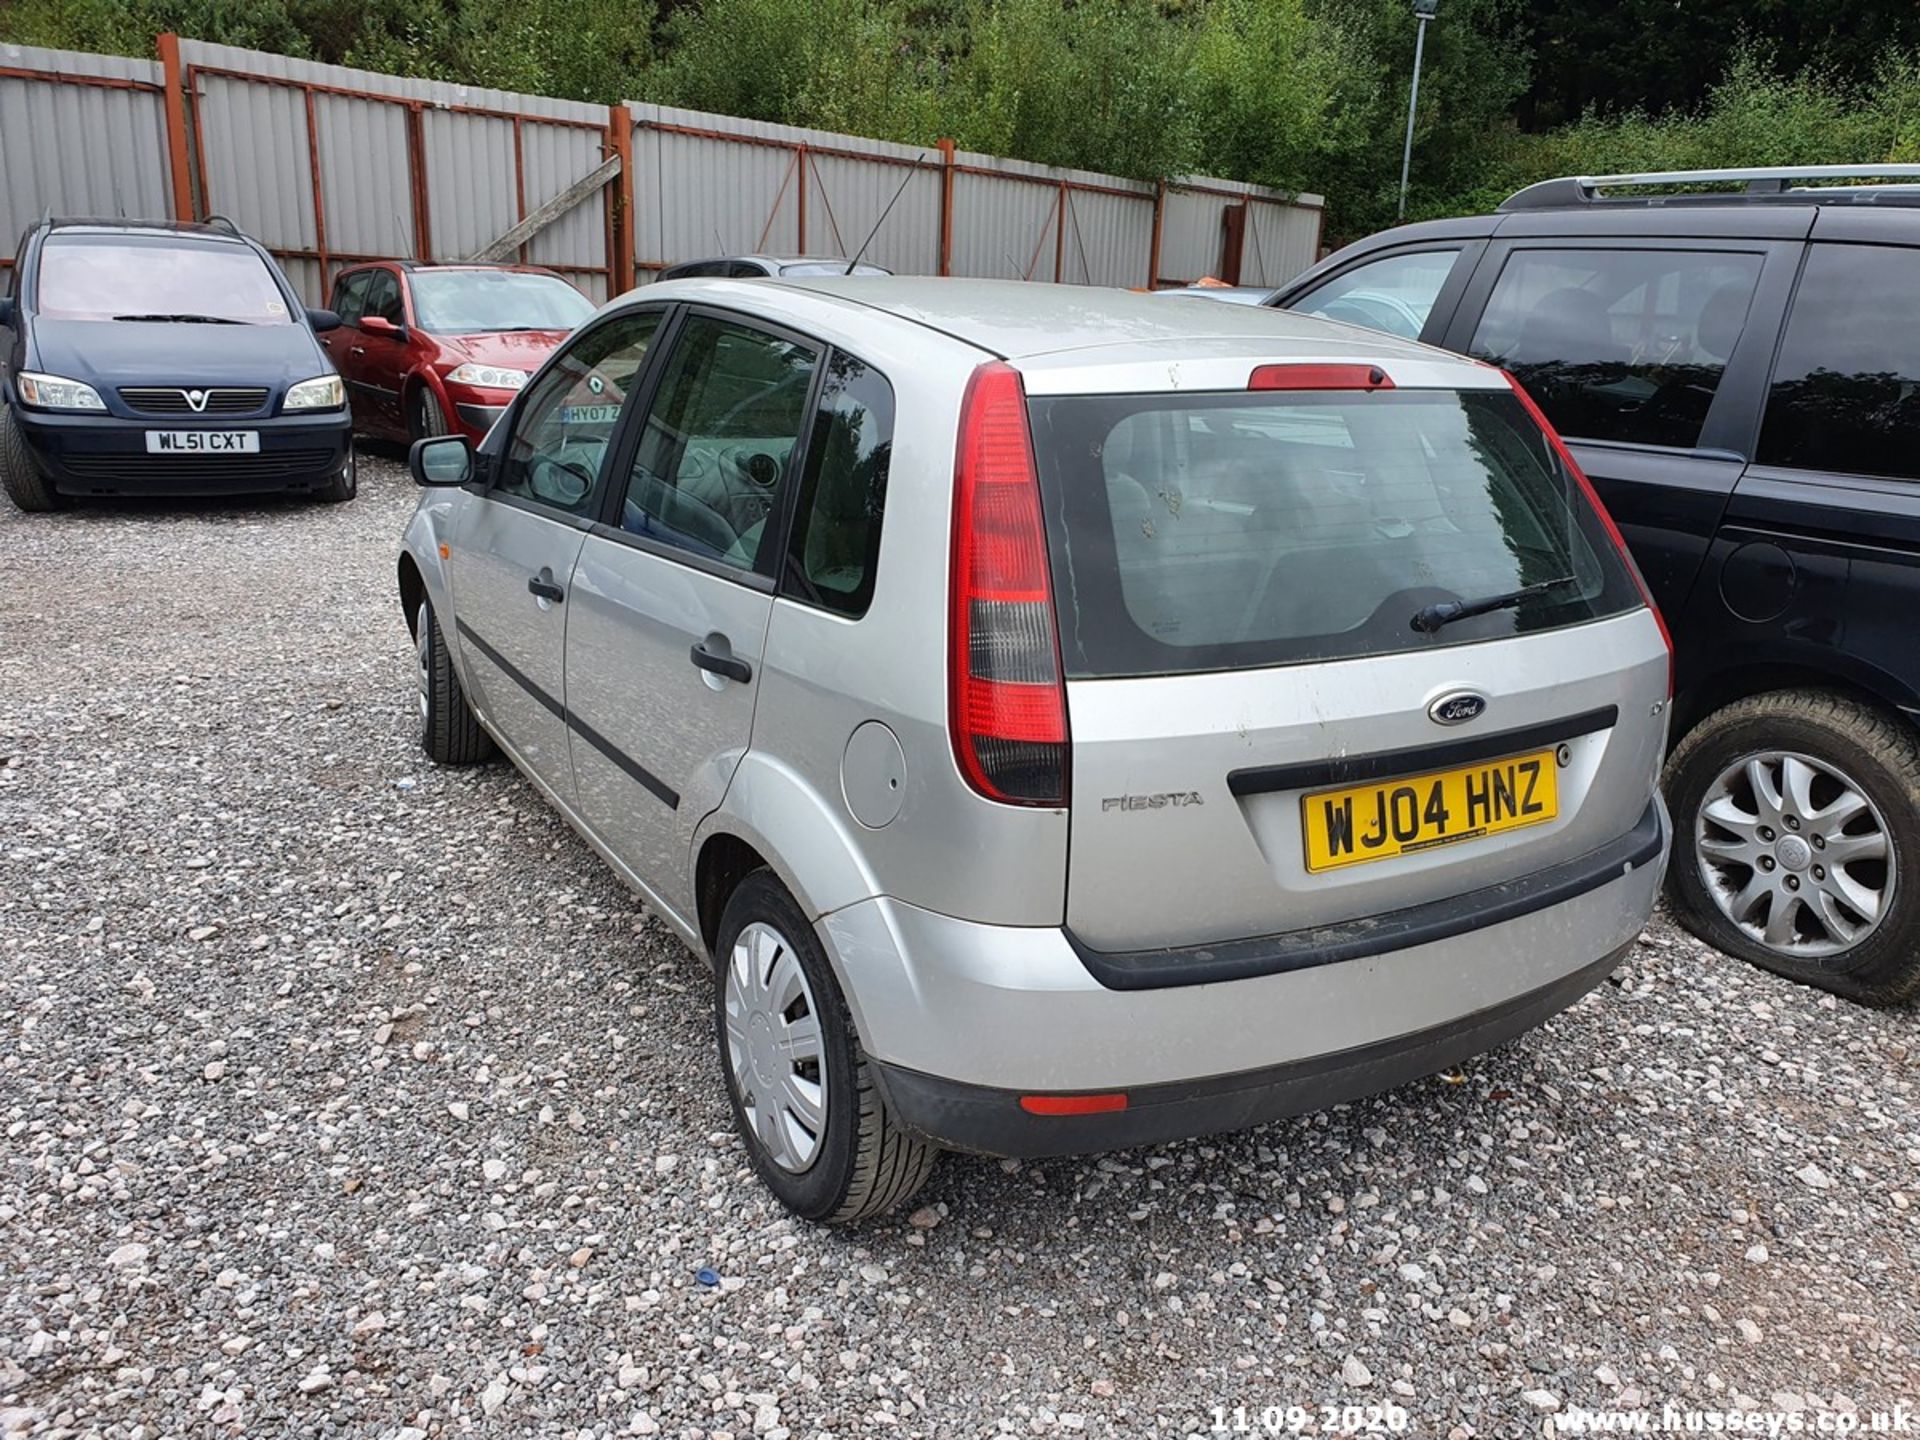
[689,640,752,684]
[527,575,565,603]
[350,346,366,357]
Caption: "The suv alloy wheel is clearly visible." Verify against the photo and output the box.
[1665,690,1920,1005]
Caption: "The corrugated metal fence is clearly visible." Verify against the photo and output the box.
[2,37,1324,303]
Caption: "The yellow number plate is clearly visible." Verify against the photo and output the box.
[1302,748,1559,873]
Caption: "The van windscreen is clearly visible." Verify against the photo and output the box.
[1025,387,1641,678]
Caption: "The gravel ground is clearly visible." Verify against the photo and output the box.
[1,454,1917,1440]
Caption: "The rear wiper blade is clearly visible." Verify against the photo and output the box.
[111,312,245,324]
[1410,575,1579,633]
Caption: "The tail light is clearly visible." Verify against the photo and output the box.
[949,362,1069,806]
[1503,371,1674,697]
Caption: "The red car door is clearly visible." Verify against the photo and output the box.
[345,267,410,437]
[319,269,374,427]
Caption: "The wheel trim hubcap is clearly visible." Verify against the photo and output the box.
[722,921,826,1173]
[415,606,431,725]
[1696,749,1895,960]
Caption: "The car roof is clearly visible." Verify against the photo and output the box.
[665,254,889,271]
[1153,285,1280,306]
[762,275,1451,357]
[43,217,251,244]
[394,262,564,276]
[628,275,1500,393]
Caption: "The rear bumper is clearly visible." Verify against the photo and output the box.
[819,796,1667,1154]
[873,942,1629,1158]
[13,405,352,497]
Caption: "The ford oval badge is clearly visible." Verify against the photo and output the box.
[1429,691,1488,726]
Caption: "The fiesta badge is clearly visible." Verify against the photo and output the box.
[1428,691,1489,726]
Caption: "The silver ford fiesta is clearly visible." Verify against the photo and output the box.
[396,277,1672,1223]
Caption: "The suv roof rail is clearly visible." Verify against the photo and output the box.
[1501,165,1920,212]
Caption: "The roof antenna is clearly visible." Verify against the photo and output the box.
[846,152,925,276]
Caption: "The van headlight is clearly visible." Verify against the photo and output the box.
[17,371,106,412]
[446,363,528,390]
[284,375,345,410]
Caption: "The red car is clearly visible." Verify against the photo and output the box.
[319,262,596,445]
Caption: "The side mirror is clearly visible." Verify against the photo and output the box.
[410,434,474,488]
[361,314,404,338]
[0,296,14,329]
[306,306,341,333]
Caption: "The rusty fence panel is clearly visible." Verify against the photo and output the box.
[0,44,173,275]
[947,149,1156,286]
[628,104,943,280]
[1157,176,1325,289]
[1,37,1326,301]
[175,39,617,304]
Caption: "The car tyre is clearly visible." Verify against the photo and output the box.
[410,387,451,442]
[0,404,69,512]
[1665,689,1920,1006]
[714,870,938,1224]
[415,598,495,765]
[315,446,357,504]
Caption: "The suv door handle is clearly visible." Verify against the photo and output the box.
[350,346,366,357]
[689,640,752,684]
[527,574,565,603]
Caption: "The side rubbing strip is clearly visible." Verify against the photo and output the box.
[570,712,680,810]
[456,618,563,719]
[1228,705,1619,798]
[453,618,680,810]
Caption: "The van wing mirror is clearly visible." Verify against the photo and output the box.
[0,296,14,329]
[306,306,341,333]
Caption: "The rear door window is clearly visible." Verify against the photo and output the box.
[618,313,820,570]
[1758,242,1920,482]
[1289,249,1462,340]
[1469,248,1762,450]
[1026,388,1642,677]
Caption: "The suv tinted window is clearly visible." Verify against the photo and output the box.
[495,310,662,515]
[1291,249,1461,340]
[1470,248,1762,450]
[1759,243,1920,481]
[1026,388,1642,677]
[784,353,893,617]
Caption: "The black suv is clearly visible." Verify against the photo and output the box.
[0,217,353,510]
[1260,165,1920,1006]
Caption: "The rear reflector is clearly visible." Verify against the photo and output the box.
[1248,363,1395,391]
[950,362,1069,806]
[1019,1093,1129,1116]
[1502,370,1674,696]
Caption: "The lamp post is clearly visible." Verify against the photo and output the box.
[1397,0,1439,221]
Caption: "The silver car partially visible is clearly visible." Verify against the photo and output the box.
[396,278,1672,1224]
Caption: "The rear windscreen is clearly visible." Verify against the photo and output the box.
[1026,388,1642,678]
